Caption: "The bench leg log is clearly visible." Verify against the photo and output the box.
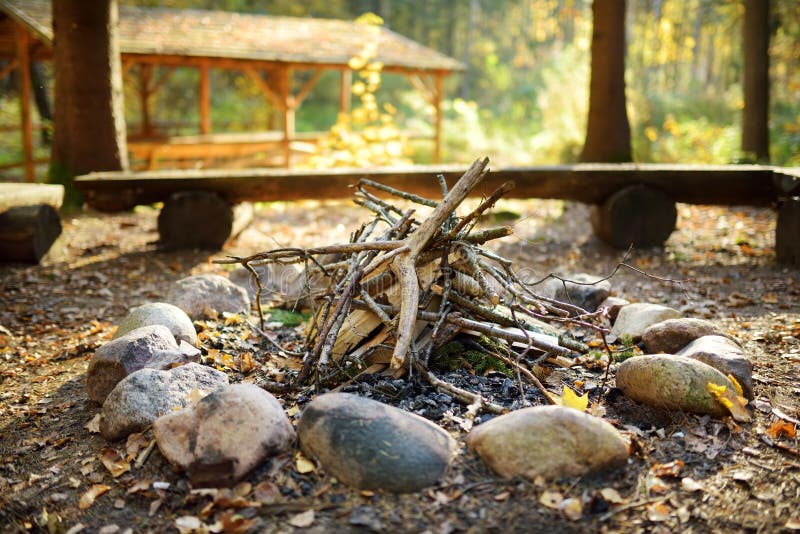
[0,204,63,263]
[590,185,677,248]
[158,191,253,250]
[776,197,800,265]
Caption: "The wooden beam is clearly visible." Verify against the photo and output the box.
[339,70,352,114]
[406,74,434,105]
[292,69,324,108]
[16,25,34,182]
[243,67,283,110]
[0,59,19,82]
[433,73,443,164]
[121,59,135,77]
[277,65,293,167]
[149,66,176,94]
[139,63,153,136]
[199,62,211,134]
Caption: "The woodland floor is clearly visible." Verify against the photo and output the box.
[1,197,799,533]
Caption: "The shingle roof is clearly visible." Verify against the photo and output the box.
[0,0,464,72]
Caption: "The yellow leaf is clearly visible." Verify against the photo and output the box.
[727,375,744,397]
[79,484,111,510]
[706,382,751,423]
[294,452,316,474]
[556,386,589,412]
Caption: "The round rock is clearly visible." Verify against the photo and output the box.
[114,302,197,346]
[100,363,229,441]
[167,274,250,320]
[642,318,727,355]
[616,354,735,417]
[466,406,628,480]
[676,335,753,399]
[298,393,456,493]
[611,303,682,340]
[154,384,295,487]
[87,325,201,404]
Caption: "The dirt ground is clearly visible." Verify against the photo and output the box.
[1,197,799,533]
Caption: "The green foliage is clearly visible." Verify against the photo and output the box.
[266,309,310,327]
[612,334,636,363]
[46,161,83,211]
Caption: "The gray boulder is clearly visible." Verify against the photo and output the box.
[641,318,727,355]
[541,274,611,312]
[230,263,314,308]
[611,303,682,340]
[154,384,295,487]
[466,406,628,479]
[167,274,250,320]
[298,393,456,493]
[676,335,753,399]
[87,325,200,404]
[100,363,229,441]
[114,302,197,346]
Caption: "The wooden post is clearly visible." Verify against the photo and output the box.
[199,62,211,134]
[278,65,294,167]
[16,25,34,182]
[433,73,443,164]
[139,64,152,136]
[339,69,352,115]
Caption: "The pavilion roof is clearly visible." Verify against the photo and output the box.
[0,0,464,72]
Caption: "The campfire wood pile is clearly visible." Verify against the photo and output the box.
[217,158,605,413]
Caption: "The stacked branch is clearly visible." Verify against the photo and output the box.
[217,158,603,412]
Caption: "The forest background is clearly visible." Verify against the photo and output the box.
[2,0,799,168]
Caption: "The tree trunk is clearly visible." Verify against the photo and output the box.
[581,0,632,163]
[742,0,770,162]
[50,0,128,207]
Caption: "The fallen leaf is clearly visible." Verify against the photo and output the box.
[286,404,301,417]
[681,477,704,492]
[125,432,149,461]
[175,516,202,534]
[288,509,315,528]
[78,484,111,510]
[707,382,751,422]
[560,497,582,520]
[556,386,588,412]
[126,479,151,495]
[65,524,86,534]
[294,452,316,474]
[588,402,607,417]
[646,476,671,494]
[100,449,130,478]
[148,499,162,517]
[539,490,563,509]
[768,420,796,439]
[599,487,625,504]
[219,510,257,533]
[646,502,671,522]
[493,491,510,502]
[84,414,101,434]
[786,518,800,531]
[650,459,684,478]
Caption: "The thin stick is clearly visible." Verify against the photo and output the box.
[360,178,438,207]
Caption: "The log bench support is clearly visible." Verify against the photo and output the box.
[776,197,800,265]
[157,190,254,250]
[0,183,65,264]
[590,185,677,249]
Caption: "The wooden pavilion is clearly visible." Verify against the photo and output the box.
[0,0,464,180]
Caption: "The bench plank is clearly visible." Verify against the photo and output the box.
[75,164,779,212]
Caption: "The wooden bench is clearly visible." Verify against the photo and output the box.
[74,164,800,264]
[0,183,64,263]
